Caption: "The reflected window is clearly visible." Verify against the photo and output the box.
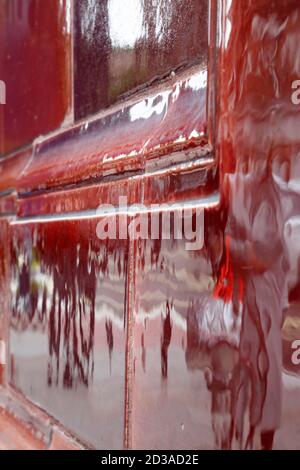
[74,0,208,119]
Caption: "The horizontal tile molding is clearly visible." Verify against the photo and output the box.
[0,66,209,196]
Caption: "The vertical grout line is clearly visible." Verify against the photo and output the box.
[123,236,136,450]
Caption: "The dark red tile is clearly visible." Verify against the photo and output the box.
[130,209,223,449]
[9,216,128,449]
[74,0,208,119]
[15,67,208,194]
[0,0,72,156]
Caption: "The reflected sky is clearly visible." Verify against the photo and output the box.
[108,0,143,48]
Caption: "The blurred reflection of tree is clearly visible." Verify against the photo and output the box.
[11,223,127,389]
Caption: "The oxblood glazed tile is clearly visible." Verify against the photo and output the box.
[130,0,300,450]
[217,0,300,450]
[0,0,72,156]
[16,67,208,194]
[130,209,223,449]
[18,177,143,218]
[17,163,218,218]
[3,0,300,452]
[74,0,208,119]
[9,216,128,449]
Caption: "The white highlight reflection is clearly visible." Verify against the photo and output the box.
[108,0,143,49]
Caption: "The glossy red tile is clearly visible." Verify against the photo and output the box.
[9,216,129,449]
[12,67,208,194]
[130,209,223,449]
[1,0,300,452]
[74,0,208,119]
[216,0,300,449]
[0,0,72,156]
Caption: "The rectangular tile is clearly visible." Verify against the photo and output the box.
[0,0,72,156]
[74,0,208,119]
[9,215,128,449]
[130,209,223,449]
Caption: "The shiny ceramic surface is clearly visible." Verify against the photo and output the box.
[74,0,208,119]
[0,0,72,156]
[0,66,208,194]
[216,0,300,449]
[0,0,300,451]
[17,66,208,194]
[131,210,223,449]
[10,216,128,449]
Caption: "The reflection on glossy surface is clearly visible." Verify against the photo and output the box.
[131,0,300,450]
[10,217,128,449]
[74,0,208,118]
[0,0,72,156]
[216,0,300,449]
[13,68,208,193]
[1,0,300,451]
[131,210,223,449]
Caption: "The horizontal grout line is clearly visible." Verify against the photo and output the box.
[11,193,220,225]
